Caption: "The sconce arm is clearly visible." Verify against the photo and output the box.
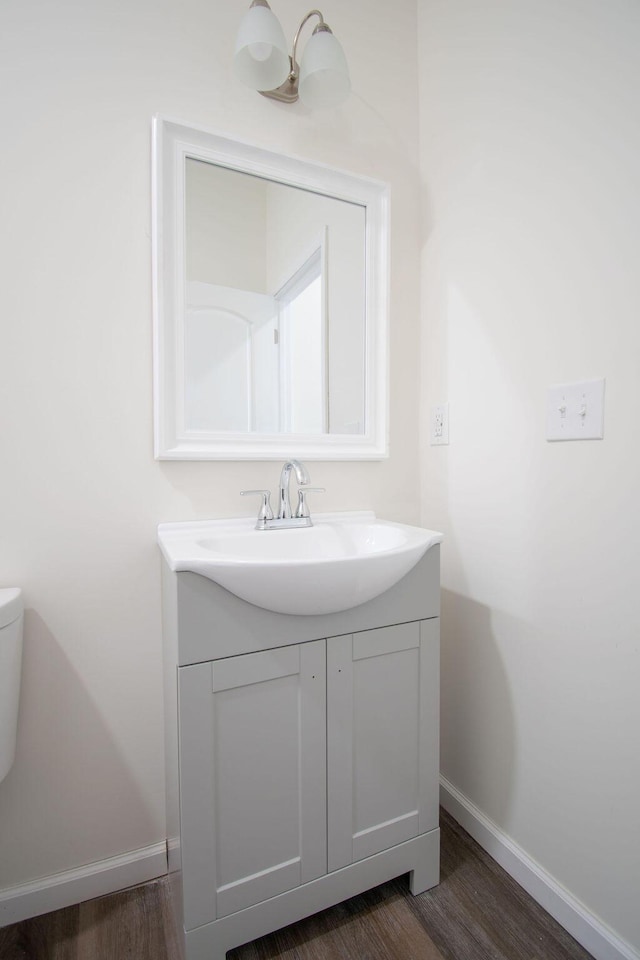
[259,8,332,103]
[291,10,328,80]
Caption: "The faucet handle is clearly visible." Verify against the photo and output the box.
[240,489,274,522]
[295,487,325,519]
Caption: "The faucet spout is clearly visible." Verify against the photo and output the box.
[278,459,310,519]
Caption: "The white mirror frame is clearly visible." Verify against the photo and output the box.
[152,117,390,460]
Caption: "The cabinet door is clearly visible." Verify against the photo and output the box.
[178,640,326,928]
[327,620,439,872]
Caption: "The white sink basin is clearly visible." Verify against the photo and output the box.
[158,511,442,616]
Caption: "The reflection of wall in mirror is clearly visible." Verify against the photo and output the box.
[186,160,267,292]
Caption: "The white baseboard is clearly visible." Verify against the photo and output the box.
[440,777,639,960]
[0,841,167,928]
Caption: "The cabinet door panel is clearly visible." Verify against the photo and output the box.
[179,640,326,928]
[327,620,439,873]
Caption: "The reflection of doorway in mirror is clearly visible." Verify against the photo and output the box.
[184,282,279,433]
[276,247,327,435]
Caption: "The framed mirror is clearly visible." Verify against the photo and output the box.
[152,118,389,459]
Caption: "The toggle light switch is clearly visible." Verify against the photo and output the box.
[546,378,605,441]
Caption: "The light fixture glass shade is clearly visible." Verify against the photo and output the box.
[234,4,290,92]
[298,30,350,109]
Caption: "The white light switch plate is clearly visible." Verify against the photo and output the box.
[430,403,449,445]
[546,378,605,441]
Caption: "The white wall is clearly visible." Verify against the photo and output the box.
[0,0,421,891]
[418,0,640,952]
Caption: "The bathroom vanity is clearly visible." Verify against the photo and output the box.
[160,523,441,960]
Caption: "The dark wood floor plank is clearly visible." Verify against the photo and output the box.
[405,810,594,960]
[0,923,26,960]
[0,903,80,960]
[75,881,173,960]
[159,877,184,960]
[361,891,445,960]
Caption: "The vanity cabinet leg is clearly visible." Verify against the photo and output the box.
[185,931,230,960]
[408,830,440,896]
[409,862,438,896]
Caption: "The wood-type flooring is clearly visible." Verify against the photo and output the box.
[0,810,595,960]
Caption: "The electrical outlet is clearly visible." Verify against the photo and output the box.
[430,403,449,445]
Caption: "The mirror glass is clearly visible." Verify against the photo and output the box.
[185,159,365,436]
[153,119,389,459]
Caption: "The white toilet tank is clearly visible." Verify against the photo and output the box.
[0,588,23,784]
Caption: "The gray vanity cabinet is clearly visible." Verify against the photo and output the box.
[162,546,441,960]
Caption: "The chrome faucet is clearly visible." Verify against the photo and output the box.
[277,459,310,519]
[241,460,324,530]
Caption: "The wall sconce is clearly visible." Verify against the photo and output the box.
[234,1,350,109]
